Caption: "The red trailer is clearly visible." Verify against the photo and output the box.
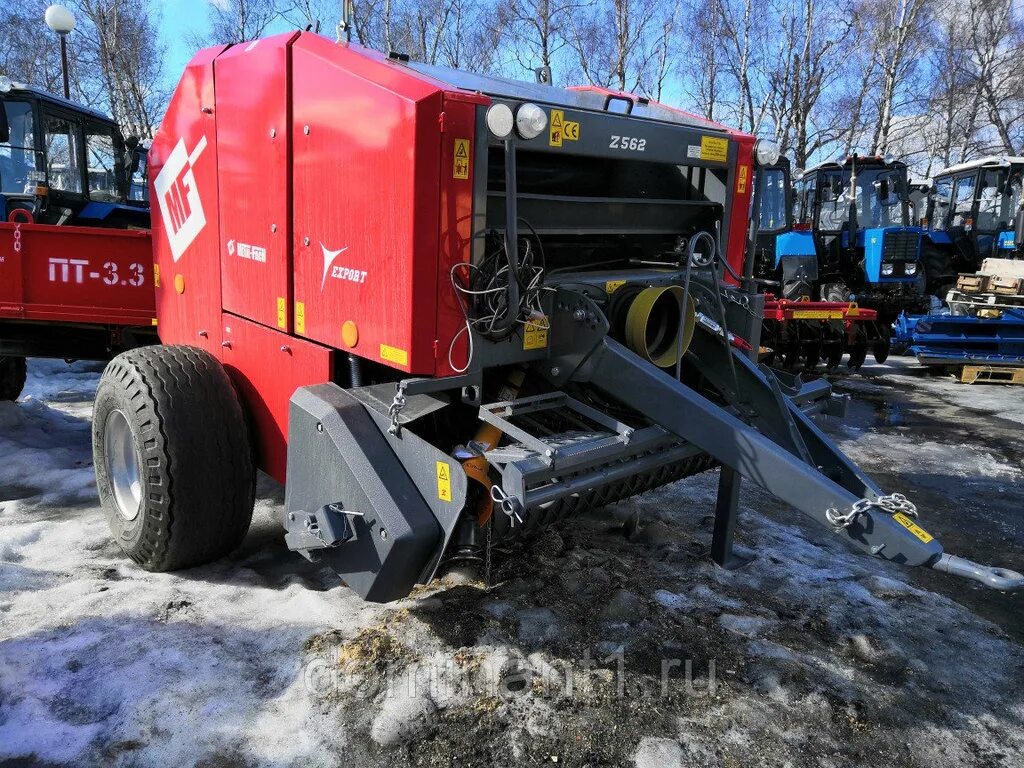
[0,222,155,399]
[0,82,153,401]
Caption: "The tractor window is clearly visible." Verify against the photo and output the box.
[1010,174,1023,221]
[0,99,40,195]
[129,150,148,203]
[951,175,975,227]
[930,177,952,229]
[976,170,1004,231]
[817,172,849,230]
[757,168,788,232]
[44,115,83,194]
[85,124,119,202]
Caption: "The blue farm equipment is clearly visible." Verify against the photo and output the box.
[923,156,1024,286]
[894,310,1024,368]
[752,156,885,369]
[793,155,933,363]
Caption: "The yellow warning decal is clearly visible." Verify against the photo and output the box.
[380,343,409,366]
[276,296,287,329]
[737,165,749,194]
[295,301,306,335]
[436,461,453,502]
[523,314,549,350]
[453,138,470,179]
[893,512,934,544]
[563,120,580,141]
[792,310,844,320]
[153,264,161,289]
[606,279,627,294]
[549,109,564,147]
[700,135,729,163]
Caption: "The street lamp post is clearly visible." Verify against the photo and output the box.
[44,4,76,100]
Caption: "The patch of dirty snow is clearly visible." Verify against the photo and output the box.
[0,358,1022,767]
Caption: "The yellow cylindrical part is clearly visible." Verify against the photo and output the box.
[624,285,695,368]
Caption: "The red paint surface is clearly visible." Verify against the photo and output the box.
[0,222,153,324]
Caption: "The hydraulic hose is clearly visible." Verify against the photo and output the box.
[491,138,522,337]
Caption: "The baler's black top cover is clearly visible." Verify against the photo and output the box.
[404,61,730,133]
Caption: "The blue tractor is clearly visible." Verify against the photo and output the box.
[0,76,148,227]
[752,156,884,369]
[793,154,931,362]
[922,156,1023,287]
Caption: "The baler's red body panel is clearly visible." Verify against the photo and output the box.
[149,45,228,359]
[290,34,481,374]
[0,222,154,325]
[215,33,297,333]
[220,314,332,482]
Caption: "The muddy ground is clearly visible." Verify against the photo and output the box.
[0,357,1021,767]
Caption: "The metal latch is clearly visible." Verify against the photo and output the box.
[284,503,361,559]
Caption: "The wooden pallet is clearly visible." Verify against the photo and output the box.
[958,365,1024,385]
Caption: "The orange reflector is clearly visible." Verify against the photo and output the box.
[342,320,359,347]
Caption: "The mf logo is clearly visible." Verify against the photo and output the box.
[155,136,208,262]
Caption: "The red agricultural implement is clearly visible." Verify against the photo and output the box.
[761,296,878,369]
[0,80,153,400]
[5,32,1021,598]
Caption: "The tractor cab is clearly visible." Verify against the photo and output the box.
[0,77,149,228]
[795,155,929,314]
[752,156,818,300]
[926,156,1024,270]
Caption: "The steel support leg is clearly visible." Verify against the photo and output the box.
[711,466,751,570]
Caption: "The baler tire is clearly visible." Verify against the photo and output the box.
[93,345,255,572]
[0,357,27,401]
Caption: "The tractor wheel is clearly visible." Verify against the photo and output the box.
[922,245,952,297]
[93,345,255,572]
[803,343,822,371]
[872,341,891,364]
[847,345,868,371]
[822,282,852,304]
[825,344,843,370]
[0,357,27,402]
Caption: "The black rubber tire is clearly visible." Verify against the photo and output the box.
[872,341,891,364]
[822,282,851,304]
[0,357,27,401]
[922,245,952,297]
[847,345,868,370]
[93,345,255,571]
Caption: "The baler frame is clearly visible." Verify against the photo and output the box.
[85,32,1023,605]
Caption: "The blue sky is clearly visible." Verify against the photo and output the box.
[157,0,211,84]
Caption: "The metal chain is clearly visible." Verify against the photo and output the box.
[826,493,918,529]
[387,388,407,435]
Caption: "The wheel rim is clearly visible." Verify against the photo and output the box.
[104,409,142,521]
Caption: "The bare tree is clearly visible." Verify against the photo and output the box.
[73,0,166,138]
[684,0,726,121]
[190,0,288,47]
[566,0,663,92]
[966,0,1023,154]
[497,0,581,81]
[761,0,854,166]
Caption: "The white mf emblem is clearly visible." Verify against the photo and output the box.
[155,136,209,263]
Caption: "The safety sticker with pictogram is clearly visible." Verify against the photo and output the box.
[453,139,471,179]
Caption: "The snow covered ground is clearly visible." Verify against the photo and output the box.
[1,358,1022,767]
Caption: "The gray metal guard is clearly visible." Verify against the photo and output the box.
[541,288,1024,590]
